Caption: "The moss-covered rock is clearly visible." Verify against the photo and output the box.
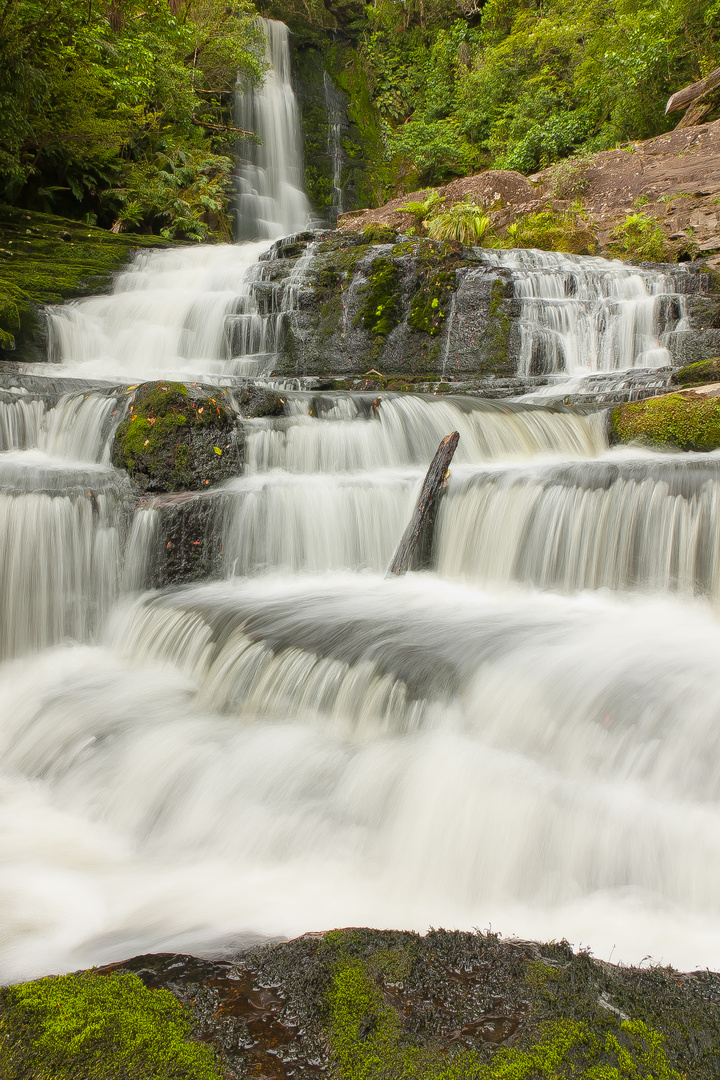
[0,204,169,361]
[71,929,720,1080]
[356,256,402,336]
[613,392,720,451]
[675,357,720,388]
[112,382,241,493]
[0,969,222,1080]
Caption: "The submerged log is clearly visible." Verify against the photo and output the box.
[387,430,460,577]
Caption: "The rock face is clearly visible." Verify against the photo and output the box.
[16,929,715,1080]
[259,231,720,390]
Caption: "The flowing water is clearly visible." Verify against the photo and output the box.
[3,21,720,984]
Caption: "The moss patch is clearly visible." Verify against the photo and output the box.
[112,381,238,492]
[357,256,401,336]
[675,357,720,388]
[0,970,222,1080]
[0,204,168,357]
[613,393,720,450]
[409,269,455,335]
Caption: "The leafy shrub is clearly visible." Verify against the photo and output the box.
[609,213,674,263]
[548,157,593,200]
[426,198,491,245]
[502,209,597,254]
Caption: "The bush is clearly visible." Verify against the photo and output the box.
[501,209,597,254]
[426,198,492,245]
[609,213,675,263]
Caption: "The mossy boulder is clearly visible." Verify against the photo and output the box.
[675,357,720,388]
[112,382,241,493]
[613,392,720,451]
[0,969,222,1080]
[53,929,719,1080]
[0,204,169,361]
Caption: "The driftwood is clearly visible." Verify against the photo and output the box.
[387,431,460,577]
[666,66,720,115]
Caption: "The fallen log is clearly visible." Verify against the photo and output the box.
[387,430,460,577]
[666,66,720,114]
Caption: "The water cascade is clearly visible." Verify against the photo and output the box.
[323,72,346,222]
[3,20,720,985]
[479,248,686,378]
[235,19,312,240]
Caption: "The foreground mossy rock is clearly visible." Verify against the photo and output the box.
[613,392,720,451]
[675,357,720,388]
[0,204,167,359]
[0,970,222,1080]
[112,382,241,493]
[10,929,711,1080]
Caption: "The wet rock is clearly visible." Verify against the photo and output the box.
[81,929,720,1080]
[112,382,242,494]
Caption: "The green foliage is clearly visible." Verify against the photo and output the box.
[502,208,598,254]
[361,224,398,243]
[548,157,593,200]
[328,958,682,1080]
[0,970,222,1080]
[0,0,264,237]
[409,270,455,333]
[400,190,444,225]
[613,393,720,450]
[676,357,720,387]
[609,212,676,262]
[357,257,401,335]
[426,198,492,245]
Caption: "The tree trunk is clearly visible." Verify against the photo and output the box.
[387,430,460,577]
[666,66,720,115]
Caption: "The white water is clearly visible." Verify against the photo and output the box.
[3,22,720,986]
[479,248,685,378]
[235,19,312,240]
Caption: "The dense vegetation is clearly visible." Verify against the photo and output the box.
[274,0,720,194]
[0,0,265,238]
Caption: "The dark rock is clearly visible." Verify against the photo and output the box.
[111,382,242,494]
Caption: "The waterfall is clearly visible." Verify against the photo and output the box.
[235,19,312,240]
[4,19,720,986]
[479,248,686,378]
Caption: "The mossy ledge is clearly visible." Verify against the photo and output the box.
[112,381,241,494]
[0,204,170,360]
[675,357,720,389]
[9,929,714,1080]
[613,392,720,451]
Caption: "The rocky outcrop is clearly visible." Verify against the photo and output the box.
[3,930,718,1079]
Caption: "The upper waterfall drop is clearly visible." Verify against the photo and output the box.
[235,19,313,240]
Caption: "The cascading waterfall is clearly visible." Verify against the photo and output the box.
[235,19,312,240]
[323,72,346,222]
[3,20,720,986]
[479,248,686,378]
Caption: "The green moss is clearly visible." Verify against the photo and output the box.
[409,269,455,335]
[675,357,720,388]
[327,957,681,1080]
[0,970,222,1080]
[490,277,507,316]
[0,204,170,355]
[113,381,234,491]
[361,225,398,244]
[357,256,401,336]
[613,393,720,450]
